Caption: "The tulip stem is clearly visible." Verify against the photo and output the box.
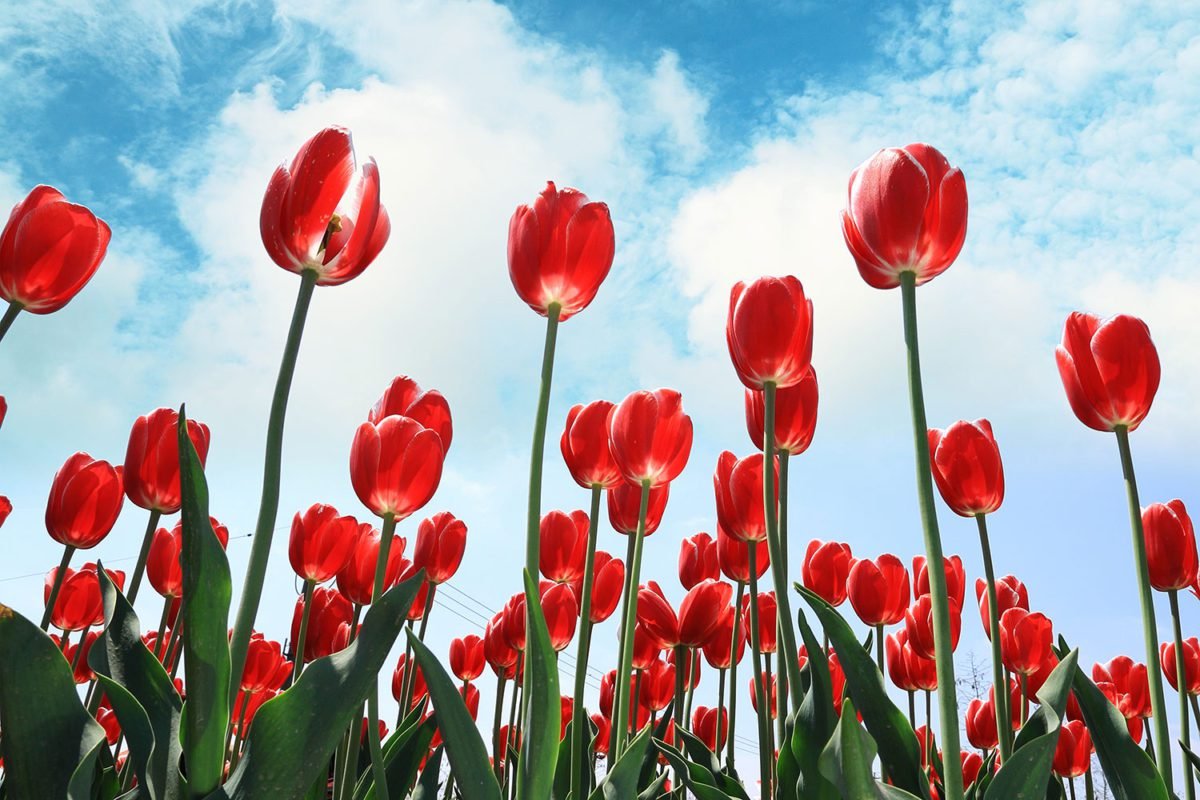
[228,268,317,710]
[1069,777,1078,800]
[229,689,251,769]
[762,382,804,717]
[153,599,173,661]
[674,643,687,796]
[0,301,21,346]
[907,690,916,729]
[685,648,698,724]
[493,673,508,784]
[1171,589,1195,800]
[40,545,76,630]
[1085,768,1095,800]
[70,628,90,673]
[1020,674,1029,724]
[292,579,315,685]
[975,513,1012,761]
[612,480,650,760]
[747,546,773,797]
[126,509,163,605]
[1114,424,1173,787]
[727,582,745,772]
[571,484,603,800]
[365,512,397,800]
[899,271,964,798]
[401,584,437,711]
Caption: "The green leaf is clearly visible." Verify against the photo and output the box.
[516,569,562,800]
[0,603,107,799]
[411,745,445,800]
[653,737,739,800]
[553,720,573,800]
[779,606,839,800]
[177,405,232,799]
[636,772,669,800]
[818,698,881,798]
[589,726,652,800]
[797,584,930,799]
[1182,742,1200,772]
[1055,637,1168,800]
[66,737,114,800]
[407,631,504,800]
[208,572,424,800]
[674,729,749,800]
[354,710,438,800]
[983,649,1078,799]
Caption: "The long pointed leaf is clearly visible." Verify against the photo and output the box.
[517,569,561,800]
[818,698,880,798]
[590,727,652,800]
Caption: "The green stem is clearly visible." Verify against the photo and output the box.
[364,513,397,800]
[763,651,776,775]
[747,546,773,798]
[1114,425,1173,787]
[402,584,437,711]
[776,451,790,748]
[571,485,603,800]
[229,689,251,770]
[1172,589,1195,800]
[70,626,90,673]
[40,545,76,630]
[524,304,561,593]
[1085,768,1095,800]
[727,582,745,772]
[493,673,508,784]
[899,272,964,798]
[685,647,697,725]
[126,509,163,605]
[292,579,315,684]
[976,513,1012,761]
[673,644,686,797]
[0,301,21,347]
[228,268,317,708]
[612,480,650,759]
[908,690,916,730]
[153,598,173,661]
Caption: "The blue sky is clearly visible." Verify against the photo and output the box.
[1,0,1199,790]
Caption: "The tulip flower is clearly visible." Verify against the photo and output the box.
[974,575,1029,639]
[928,420,1005,517]
[887,630,938,693]
[542,582,580,651]
[0,185,111,341]
[350,415,444,522]
[590,713,610,755]
[638,580,732,649]
[692,706,728,753]
[147,519,230,600]
[725,276,814,392]
[44,452,124,549]
[484,611,518,675]
[744,367,818,455]
[1056,312,1160,433]
[1094,657,1153,721]
[412,511,467,586]
[905,594,962,661]
[502,591,528,653]
[678,532,719,590]
[702,604,746,670]
[847,554,910,628]
[1161,638,1200,695]
[716,524,769,584]
[632,623,664,670]
[540,509,589,584]
[124,407,211,515]
[390,654,428,709]
[240,633,291,694]
[965,696,1000,751]
[367,374,453,452]
[450,634,486,682]
[713,451,777,543]
[999,608,1053,677]
[0,395,5,428]
[44,563,123,632]
[561,400,623,490]
[571,550,623,623]
[288,503,360,584]
[913,555,965,609]
[802,539,853,607]
[1142,500,1199,592]
[290,586,353,662]
[1052,719,1092,779]
[0,495,10,529]
[639,658,676,713]
[607,389,693,488]
[59,630,100,684]
[748,673,778,720]
[959,750,984,788]
[336,524,404,606]
[741,591,777,654]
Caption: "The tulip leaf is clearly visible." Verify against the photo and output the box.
[411,745,444,800]
[1182,742,1200,772]
[0,602,108,799]
[636,772,670,800]
[553,720,573,800]
[797,584,930,799]
[982,648,1077,799]
[1054,637,1169,800]
[516,568,562,800]
[407,630,504,800]
[67,736,117,800]
[778,606,839,800]
[354,709,437,800]
[589,726,651,800]
[675,728,750,800]
[653,737,739,800]
[818,698,880,798]
[207,571,424,800]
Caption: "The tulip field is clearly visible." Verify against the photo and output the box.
[0,129,1194,800]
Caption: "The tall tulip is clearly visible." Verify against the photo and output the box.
[678,532,719,590]
[450,635,486,683]
[713,523,763,772]
[541,582,579,652]
[713,451,776,543]
[540,509,589,584]
[368,375,452,452]
[847,553,910,670]
[802,539,853,607]
[288,503,360,683]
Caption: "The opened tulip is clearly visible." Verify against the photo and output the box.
[44,452,124,549]
[350,415,444,520]
[638,580,732,648]
[713,451,777,543]
[1056,312,1160,432]
[678,532,719,590]
[607,481,669,535]
[725,276,814,390]
[290,586,353,662]
[542,582,579,651]
[692,706,728,753]
[574,549,624,623]
[540,509,589,583]
[1052,719,1092,779]
[999,608,1053,677]
[887,629,938,692]
[607,388,693,488]
[744,366,818,454]
[0,185,111,317]
[702,604,746,669]
[928,420,1005,516]
[1142,500,1199,592]
[802,539,853,606]
[847,553,910,627]
[716,523,769,584]
[240,633,291,693]
[561,400,623,489]
[1094,657,1153,720]
[288,503,360,584]
[905,594,962,661]
[336,524,404,605]
[913,555,966,609]
[1161,638,1200,694]
[450,634,486,682]
[507,181,615,321]
[975,575,1029,639]
[368,375,453,452]
[124,407,211,514]
[841,143,967,290]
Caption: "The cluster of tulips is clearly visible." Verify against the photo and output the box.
[0,124,1193,800]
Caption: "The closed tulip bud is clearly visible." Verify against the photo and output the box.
[241,633,292,693]
[497,725,522,763]
[402,563,429,621]
[678,532,719,590]
[841,143,967,290]
[590,713,610,755]
[44,562,123,631]
[999,608,1053,677]
[290,586,353,662]
[959,751,984,788]
[44,453,124,549]
[390,654,428,707]
[560,400,623,489]
[502,591,527,652]
[905,594,962,661]
[484,611,518,674]
[0,495,10,529]
[829,651,849,715]
[928,419,1005,516]
[336,524,404,606]
[608,389,693,488]
[965,696,999,750]
[640,658,676,712]
[741,591,777,653]
[974,575,1029,639]
[713,450,777,543]
[607,481,669,535]
[716,523,769,584]
[632,623,663,670]
[702,604,747,669]
[1056,312,1160,432]
[540,509,589,583]
[146,526,184,599]
[726,276,814,390]
[847,554,910,627]
[368,375,452,452]
[574,550,623,623]
[802,539,853,606]
[1142,500,1199,592]
[692,706,728,753]
[744,367,818,454]
[350,415,444,521]
[0,185,112,313]
[449,634,486,682]
[62,630,101,684]
[124,408,211,514]
[1160,637,1200,695]
[749,672,778,719]
[412,511,467,585]
[1052,719,1092,779]
[541,582,579,651]
[913,555,966,609]
[288,503,361,584]
[886,629,938,692]
[261,127,389,285]
[507,181,615,321]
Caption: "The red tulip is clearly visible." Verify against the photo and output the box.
[637,579,732,648]
[713,450,777,543]
[368,375,452,452]
[847,554,910,627]
[887,629,938,692]
[1055,312,1160,432]
[44,562,124,631]
[96,704,121,745]
[0,495,10,529]
[716,523,769,584]
[607,481,669,535]
[240,633,292,693]
[591,713,611,755]
[1160,637,1200,695]
[639,658,676,712]
[496,725,522,762]
[411,511,467,585]
[540,509,589,584]
[749,672,778,719]
[574,550,623,623]
[560,400,623,490]
[744,367,818,454]
[726,275,814,391]
[290,586,353,661]
[123,408,211,514]
[350,415,444,521]
[0,395,5,428]
[678,532,719,590]
[502,591,528,652]
[632,623,664,670]
[607,389,693,487]
[390,653,428,707]
[288,503,361,584]
[542,582,579,651]
[802,539,853,606]
[600,669,644,728]
[44,452,124,549]
[449,634,485,682]
[905,594,962,661]
[829,651,850,715]
[557,695,574,740]
[741,591,777,653]
[959,751,984,788]
[1142,500,1199,592]
[965,696,999,750]
[261,127,389,285]
[1093,657,1152,720]
[701,603,746,669]
[142,627,178,670]
[841,143,967,290]
[692,706,728,753]
[0,185,111,313]
[402,561,429,621]
[484,611,518,675]
[913,555,966,609]
[507,181,615,321]
[999,608,1053,677]
[928,419,1005,516]
[974,575,1029,639]
[336,524,404,605]
[145,515,230,601]
[1052,719,1092,778]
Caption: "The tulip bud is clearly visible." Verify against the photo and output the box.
[1055,312,1160,432]
[44,453,124,549]
[726,275,814,390]
[1142,500,1199,592]
[928,419,1005,516]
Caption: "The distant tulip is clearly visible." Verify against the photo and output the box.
[974,575,1029,639]
[1160,637,1200,695]
[841,143,967,290]
[905,594,962,661]
[999,608,1053,677]
[240,633,291,693]
[1052,719,1092,778]
[847,554,910,627]
[607,482,669,535]
[608,389,693,487]
[146,517,230,600]
[702,604,746,669]
[574,550,624,623]
[60,630,100,684]
[959,751,984,788]
[726,276,814,390]
[638,580,732,648]
[744,367,818,454]
[540,509,589,583]
[411,511,467,585]
[288,503,360,584]
[351,415,444,520]
[802,540,853,606]
[0,395,5,428]
[1055,312,1160,432]
[591,713,610,755]
[336,524,404,605]
[692,706,728,753]
[1142,500,1199,592]
[749,673,778,719]
[887,629,938,692]
[507,181,615,321]
[913,555,966,609]
[741,591,777,654]
[290,586,353,662]
[484,611,518,675]
[450,634,486,682]
[965,696,999,750]
[678,532,719,590]
[716,524,769,584]
[640,658,676,712]
[0,495,10,529]
[45,563,123,631]
[368,375,453,452]
[632,623,663,670]
[560,400,623,489]
[44,452,124,549]
[713,450,777,543]
[542,582,579,651]
[502,591,528,652]
[124,408,211,514]
[390,654,428,708]
[0,185,112,314]
[928,419,1005,516]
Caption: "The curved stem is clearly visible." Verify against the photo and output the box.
[126,509,163,605]
[40,545,76,630]
[747,546,773,797]
[1114,425,1173,787]
[364,513,397,800]
[228,269,317,707]
[899,272,964,798]
[291,579,315,685]
[0,301,22,347]
[571,485,603,800]
[1172,590,1195,800]
[727,582,745,772]
[976,513,1012,761]
[612,480,650,759]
